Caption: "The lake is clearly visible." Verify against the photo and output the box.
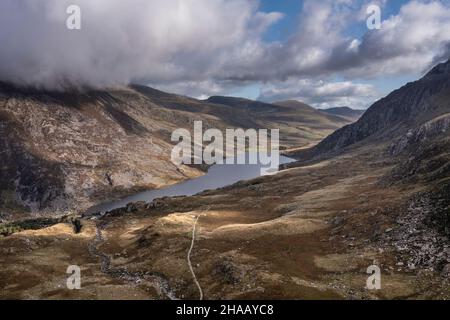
[85,153,296,214]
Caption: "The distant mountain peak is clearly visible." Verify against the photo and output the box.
[322,106,358,112]
[273,100,316,111]
[332,106,352,111]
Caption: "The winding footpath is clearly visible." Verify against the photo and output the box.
[188,215,203,300]
[87,206,210,300]
[187,207,210,300]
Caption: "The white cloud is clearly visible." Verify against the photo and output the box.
[266,1,449,78]
[247,0,450,81]
[0,0,282,90]
[334,0,450,77]
[150,79,240,99]
[0,0,449,108]
[259,79,379,109]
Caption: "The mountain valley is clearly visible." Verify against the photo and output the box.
[1,60,450,300]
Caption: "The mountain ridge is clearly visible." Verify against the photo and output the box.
[311,58,450,157]
[0,83,353,215]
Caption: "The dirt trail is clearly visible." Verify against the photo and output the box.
[187,215,203,300]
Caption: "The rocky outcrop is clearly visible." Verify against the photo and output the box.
[385,183,450,272]
[312,58,450,157]
[389,114,450,156]
[306,59,450,273]
[384,114,450,185]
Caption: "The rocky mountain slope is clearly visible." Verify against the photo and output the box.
[312,59,450,158]
[0,84,353,216]
[303,59,450,272]
[310,59,450,195]
[0,83,209,215]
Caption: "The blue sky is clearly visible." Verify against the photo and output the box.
[260,0,412,43]
[259,0,304,42]
[230,0,421,105]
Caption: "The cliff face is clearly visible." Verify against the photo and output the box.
[312,59,450,157]
[305,60,450,264]
[0,84,213,214]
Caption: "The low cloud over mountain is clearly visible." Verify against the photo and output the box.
[0,0,281,90]
[0,0,449,108]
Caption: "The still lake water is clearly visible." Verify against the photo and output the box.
[86,154,296,214]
